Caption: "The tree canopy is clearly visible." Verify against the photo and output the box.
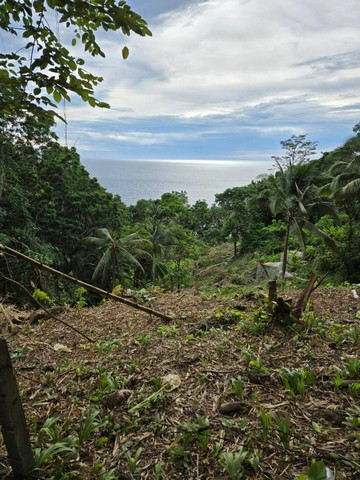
[0,0,151,117]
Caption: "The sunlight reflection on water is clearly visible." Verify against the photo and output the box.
[82,159,272,206]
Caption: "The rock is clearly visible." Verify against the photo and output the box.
[218,401,250,415]
[102,389,133,408]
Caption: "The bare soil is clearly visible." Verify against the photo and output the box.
[0,286,359,479]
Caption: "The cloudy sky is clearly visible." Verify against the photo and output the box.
[58,0,360,162]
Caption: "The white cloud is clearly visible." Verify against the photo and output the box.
[53,0,360,159]
[75,0,357,120]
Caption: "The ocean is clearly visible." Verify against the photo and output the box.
[82,159,271,206]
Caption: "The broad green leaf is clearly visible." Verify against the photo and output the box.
[53,90,62,103]
[308,460,328,480]
[122,46,129,59]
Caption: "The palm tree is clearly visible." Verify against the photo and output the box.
[82,228,150,290]
[329,139,360,200]
[267,136,337,277]
[136,219,180,283]
[325,137,360,279]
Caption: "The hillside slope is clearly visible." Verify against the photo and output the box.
[1,287,359,479]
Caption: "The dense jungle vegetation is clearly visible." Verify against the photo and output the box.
[1,115,360,306]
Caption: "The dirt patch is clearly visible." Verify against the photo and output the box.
[0,287,359,479]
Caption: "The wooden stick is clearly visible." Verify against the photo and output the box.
[0,244,174,322]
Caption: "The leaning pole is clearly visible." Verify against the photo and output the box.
[0,243,173,322]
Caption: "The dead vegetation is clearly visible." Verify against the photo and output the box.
[0,286,359,479]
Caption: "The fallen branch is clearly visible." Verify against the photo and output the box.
[0,243,174,322]
[0,273,95,343]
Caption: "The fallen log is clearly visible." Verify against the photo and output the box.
[0,243,174,322]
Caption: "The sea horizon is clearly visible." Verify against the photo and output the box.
[82,158,272,206]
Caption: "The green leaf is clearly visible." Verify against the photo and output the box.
[53,90,62,103]
[122,46,129,59]
[311,421,322,434]
[308,461,328,480]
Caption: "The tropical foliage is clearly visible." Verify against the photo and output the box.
[1,123,360,303]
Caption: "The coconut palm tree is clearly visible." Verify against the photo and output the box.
[267,136,337,277]
[135,219,181,283]
[82,228,150,290]
[329,136,360,200]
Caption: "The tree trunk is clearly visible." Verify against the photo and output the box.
[281,216,291,278]
[0,135,4,200]
[292,272,319,318]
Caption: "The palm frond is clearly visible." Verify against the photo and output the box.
[92,248,112,282]
[302,218,338,252]
[290,218,306,252]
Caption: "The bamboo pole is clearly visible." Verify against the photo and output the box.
[0,243,174,322]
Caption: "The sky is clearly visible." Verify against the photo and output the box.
[55,0,360,162]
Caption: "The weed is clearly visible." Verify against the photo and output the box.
[220,450,248,480]
[345,356,360,378]
[99,468,117,479]
[32,288,54,307]
[296,460,332,480]
[221,418,248,432]
[74,287,87,309]
[78,408,109,447]
[349,382,360,397]
[248,449,261,474]
[301,308,325,334]
[249,308,269,333]
[259,408,271,442]
[152,376,163,390]
[345,326,360,345]
[248,356,269,374]
[345,406,360,428]
[124,447,143,474]
[96,339,121,353]
[311,422,323,434]
[133,333,151,345]
[180,415,211,452]
[273,413,292,449]
[213,441,223,458]
[34,443,74,468]
[330,366,344,389]
[10,347,26,359]
[229,377,244,399]
[154,460,165,480]
[216,343,224,357]
[157,325,179,337]
[281,368,315,399]
[38,416,63,444]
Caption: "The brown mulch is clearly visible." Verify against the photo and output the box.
[0,286,359,479]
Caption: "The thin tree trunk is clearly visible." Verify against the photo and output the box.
[0,136,4,200]
[281,216,291,278]
[292,272,319,318]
